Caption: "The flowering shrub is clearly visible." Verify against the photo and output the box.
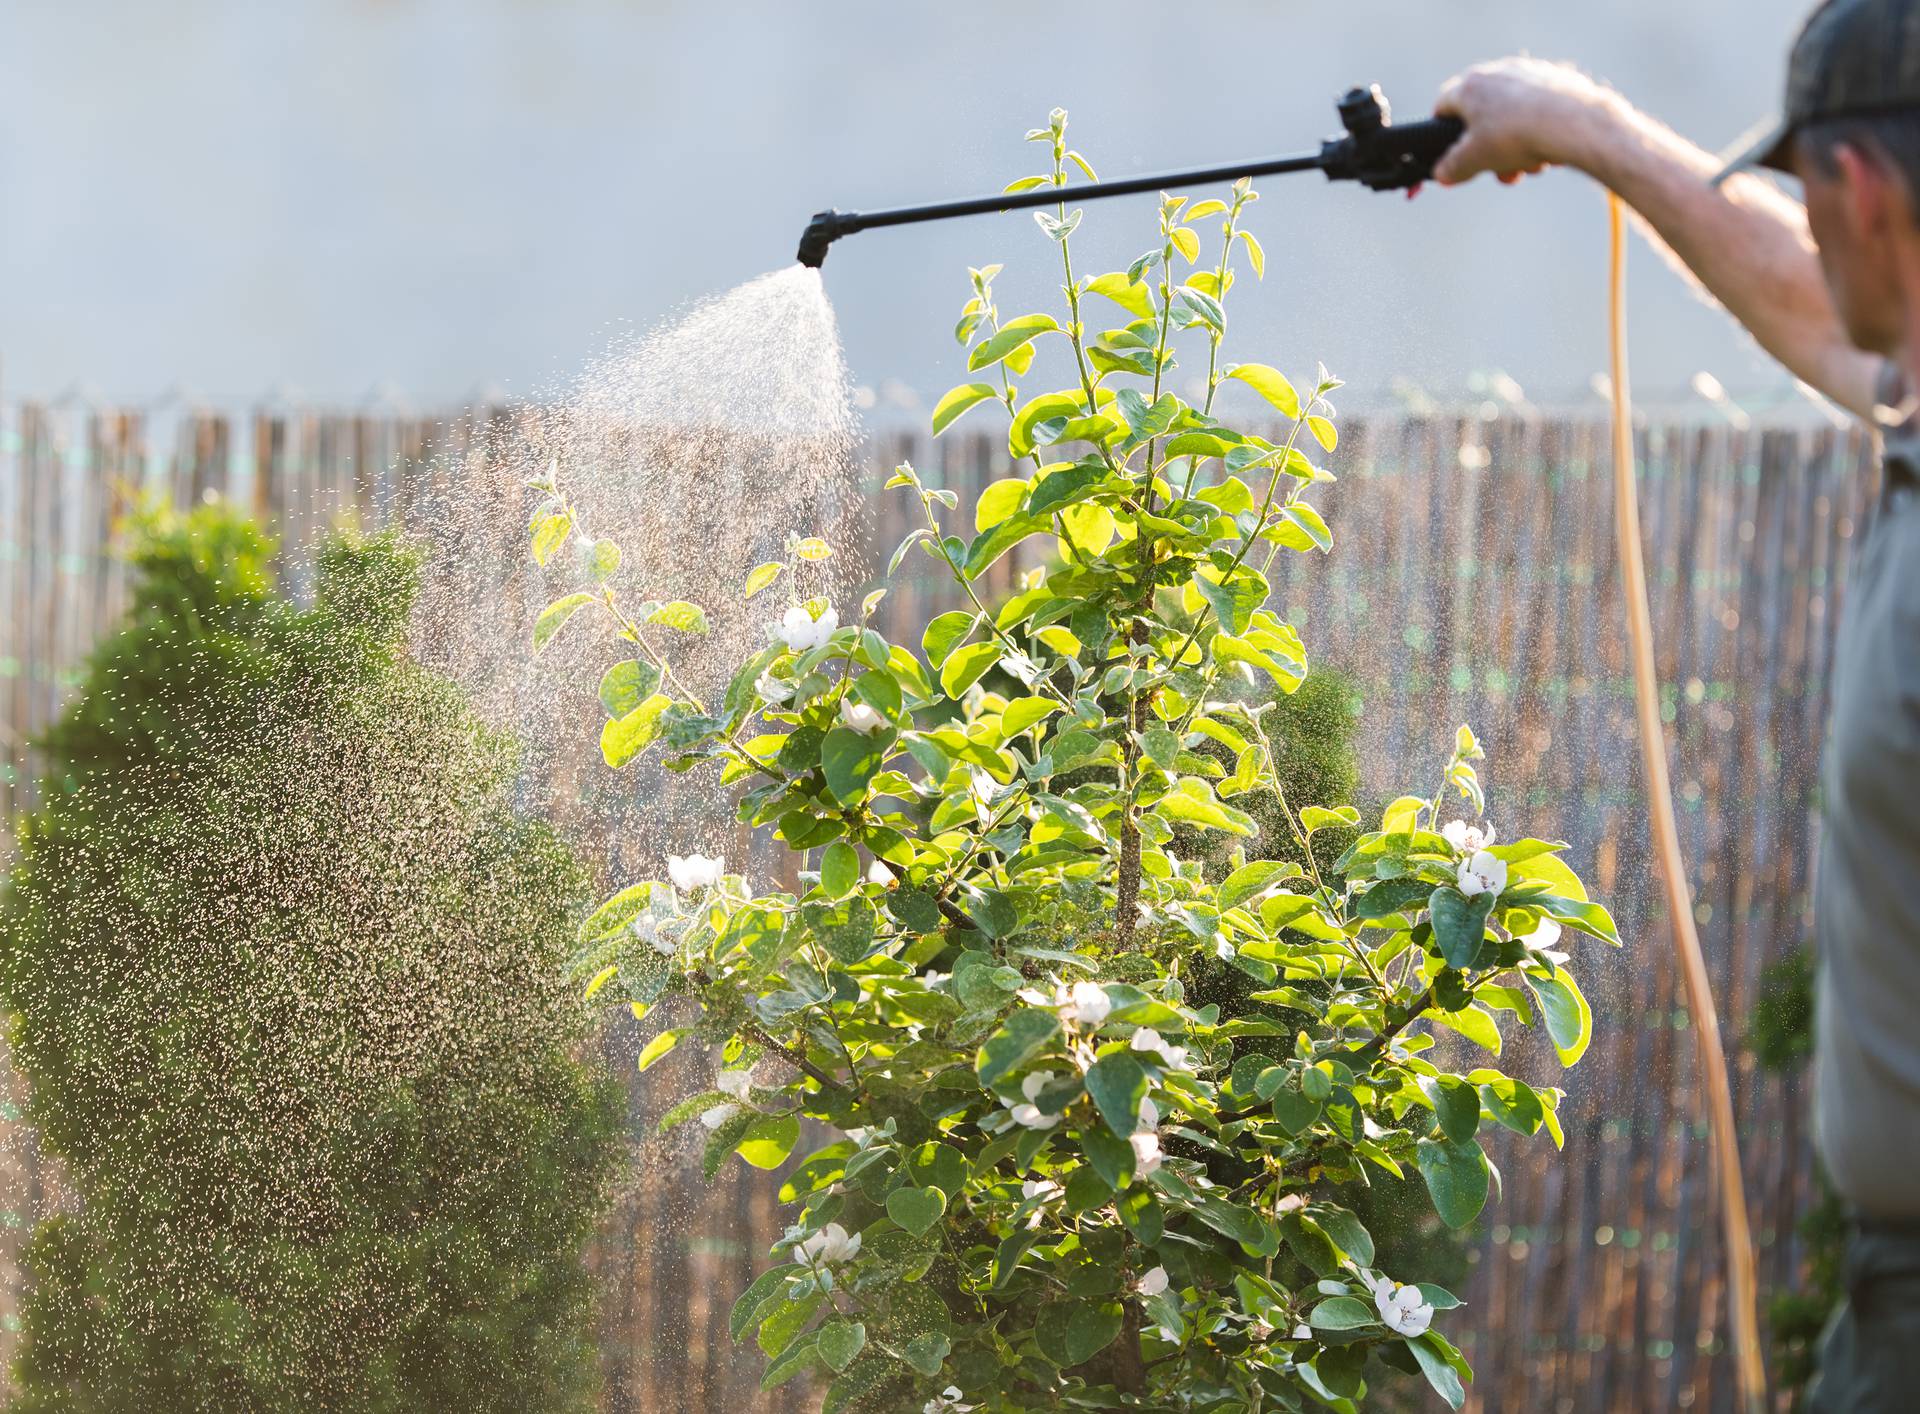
[525,110,1618,1412]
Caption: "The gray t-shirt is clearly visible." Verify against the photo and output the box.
[1814,384,1920,1219]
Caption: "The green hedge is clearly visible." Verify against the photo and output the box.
[0,504,624,1412]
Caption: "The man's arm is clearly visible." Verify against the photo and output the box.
[1433,57,1885,421]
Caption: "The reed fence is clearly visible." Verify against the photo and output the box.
[0,398,1874,1413]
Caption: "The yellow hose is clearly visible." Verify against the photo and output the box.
[1606,191,1767,1412]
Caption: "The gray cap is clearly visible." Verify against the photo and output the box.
[1715,0,1920,184]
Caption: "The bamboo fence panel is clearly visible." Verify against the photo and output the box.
[0,402,1876,1413]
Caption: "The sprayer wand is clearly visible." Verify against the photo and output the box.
[797,85,1461,267]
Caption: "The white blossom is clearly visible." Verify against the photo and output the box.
[699,1102,741,1130]
[924,1388,975,1414]
[1136,1265,1170,1296]
[839,697,888,734]
[667,852,726,892]
[793,1221,862,1268]
[780,601,839,652]
[1455,849,1507,898]
[1522,915,1568,963]
[1055,980,1112,1029]
[716,1069,753,1099]
[1022,1178,1062,1202]
[1367,1273,1435,1337]
[1441,819,1497,854]
[1129,1130,1164,1177]
[1291,1323,1312,1340]
[1136,1096,1160,1132]
[1130,1027,1190,1070]
[754,670,795,704]
[866,859,893,886]
[1008,1070,1063,1129]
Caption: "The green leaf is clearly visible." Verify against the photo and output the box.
[1309,1296,1376,1331]
[1353,876,1433,921]
[819,841,859,898]
[969,314,1059,372]
[1086,271,1154,319]
[533,592,596,652]
[1526,970,1593,1066]
[1038,1300,1124,1367]
[1270,1084,1323,1136]
[887,889,943,933]
[1154,778,1256,836]
[1428,887,1496,969]
[1025,462,1105,517]
[901,1332,950,1377]
[1219,860,1300,912]
[976,1008,1060,1087]
[1236,228,1266,278]
[646,600,710,635]
[1480,1076,1547,1136]
[959,886,1019,939]
[1299,804,1359,833]
[1307,415,1338,451]
[744,561,785,598]
[584,538,621,582]
[1273,504,1333,554]
[964,514,1041,580]
[1225,363,1301,418]
[932,382,999,435]
[598,658,662,718]
[1382,795,1426,833]
[1084,1053,1149,1138]
[530,509,573,565]
[636,1029,685,1072]
[940,641,1003,698]
[1116,1183,1163,1244]
[730,1263,804,1342]
[1309,1205,1375,1266]
[1080,1126,1135,1191]
[817,1319,866,1373]
[702,1107,759,1180]
[822,726,886,806]
[1000,695,1057,737]
[1114,388,1180,443]
[975,476,1029,532]
[1422,1075,1481,1143]
[1009,393,1084,459]
[600,694,673,768]
[803,896,878,965]
[1522,891,1621,946]
[1432,1004,1503,1055]
[886,1185,947,1237]
[922,609,976,669]
[1415,1135,1490,1229]
[1195,568,1268,636]
[1409,1334,1467,1410]
[738,1114,801,1169]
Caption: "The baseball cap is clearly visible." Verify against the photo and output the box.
[1714,0,1920,185]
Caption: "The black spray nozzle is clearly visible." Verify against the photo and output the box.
[795,85,1464,268]
[798,209,852,269]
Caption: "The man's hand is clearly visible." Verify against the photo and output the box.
[1432,57,1621,187]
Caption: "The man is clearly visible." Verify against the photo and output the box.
[1432,3,1920,1407]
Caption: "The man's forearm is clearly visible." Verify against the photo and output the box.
[1564,93,1883,418]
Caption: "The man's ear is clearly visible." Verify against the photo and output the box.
[1833,141,1903,240]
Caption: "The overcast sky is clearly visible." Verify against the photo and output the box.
[2,0,1817,414]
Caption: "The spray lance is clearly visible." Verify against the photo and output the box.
[795,85,1768,1411]
[797,85,1458,267]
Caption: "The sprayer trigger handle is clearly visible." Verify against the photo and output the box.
[1322,111,1467,192]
